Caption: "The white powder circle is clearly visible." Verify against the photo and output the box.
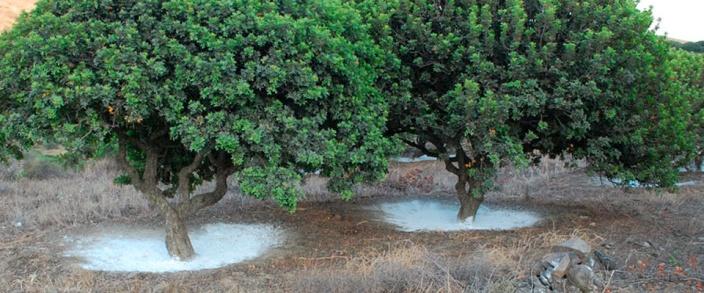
[373,199,541,232]
[65,223,282,272]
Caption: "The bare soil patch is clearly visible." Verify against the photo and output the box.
[0,0,35,32]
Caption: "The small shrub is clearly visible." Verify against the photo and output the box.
[0,159,22,181]
[398,168,434,193]
[20,152,69,180]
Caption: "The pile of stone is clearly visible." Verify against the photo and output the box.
[532,237,617,292]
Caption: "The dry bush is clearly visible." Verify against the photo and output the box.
[383,161,454,194]
[298,160,456,202]
[0,149,75,181]
[19,152,71,180]
[0,158,151,228]
[292,172,405,203]
[296,175,339,202]
[493,156,580,199]
[293,244,515,293]
[0,159,22,181]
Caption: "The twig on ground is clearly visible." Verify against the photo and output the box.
[296,256,350,261]
[602,270,616,293]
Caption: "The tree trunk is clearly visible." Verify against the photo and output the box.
[455,175,484,222]
[457,192,483,222]
[164,208,194,260]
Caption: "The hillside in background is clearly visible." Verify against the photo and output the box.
[674,41,704,53]
[0,0,35,31]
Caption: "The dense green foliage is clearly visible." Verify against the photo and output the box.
[0,0,395,211]
[356,0,691,217]
[668,49,704,169]
[0,0,698,228]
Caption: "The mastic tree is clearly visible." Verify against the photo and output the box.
[0,0,395,259]
[668,49,704,170]
[357,0,691,221]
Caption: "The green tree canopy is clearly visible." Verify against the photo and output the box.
[668,48,704,169]
[0,0,395,259]
[357,0,691,220]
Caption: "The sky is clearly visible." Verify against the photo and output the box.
[637,0,704,42]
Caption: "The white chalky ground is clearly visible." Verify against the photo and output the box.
[373,199,541,232]
[65,223,282,273]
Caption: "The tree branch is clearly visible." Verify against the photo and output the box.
[176,147,211,202]
[116,139,144,188]
[176,152,236,217]
[399,137,441,157]
[116,134,173,212]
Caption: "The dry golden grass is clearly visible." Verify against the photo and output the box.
[0,158,152,228]
[289,229,607,293]
[292,244,514,293]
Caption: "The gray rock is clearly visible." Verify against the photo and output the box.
[557,237,592,256]
[552,253,571,278]
[594,250,618,270]
[539,251,584,273]
[530,276,552,293]
[534,252,575,292]
[567,265,602,293]
[541,252,568,266]
[538,269,553,288]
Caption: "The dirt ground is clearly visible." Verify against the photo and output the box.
[0,0,35,31]
[1,158,703,292]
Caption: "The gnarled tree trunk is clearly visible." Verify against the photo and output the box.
[457,189,483,222]
[445,145,485,222]
[116,137,234,261]
[402,137,487,222]
[455,173,484,222]
[164,208,194,260]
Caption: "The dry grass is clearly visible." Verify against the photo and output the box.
[298,156,578,203]
[0,155,437,229]
[292,244,515,293]
[493,156,581,199]
[0,158,152,228]
[0,155,579,229]
[290,228,603,293]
